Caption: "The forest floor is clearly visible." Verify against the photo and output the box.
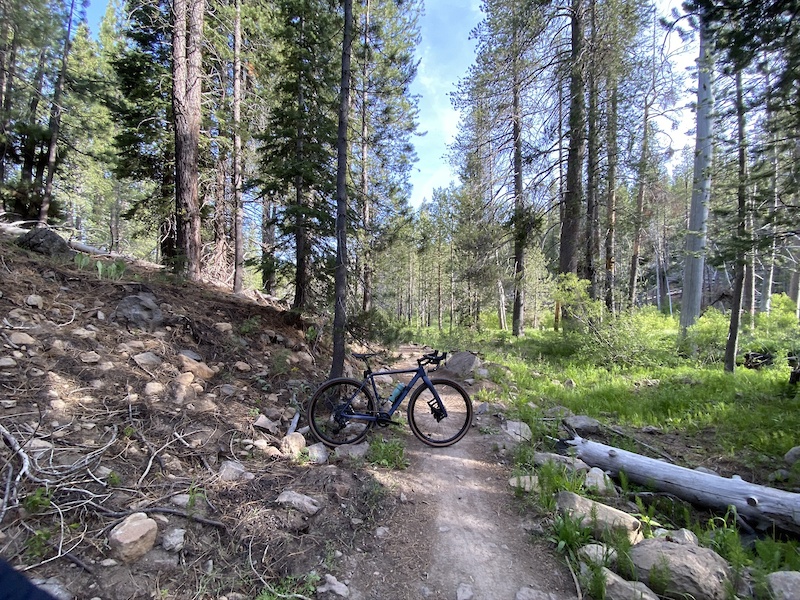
[0,229,789,600]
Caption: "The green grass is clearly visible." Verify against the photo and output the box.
[367,436,409,469]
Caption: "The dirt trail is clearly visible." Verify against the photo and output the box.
[341,349,578,600]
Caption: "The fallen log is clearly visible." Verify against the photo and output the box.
[568,436,800,535]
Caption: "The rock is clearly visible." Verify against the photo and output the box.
[564,415,602,435]
[25,294,43,309]
[254,440,283,458]
[1,399,16,408]
[534,452,590,473]
[584,467,618,496]
[276,490,321,515]
[601,567,659,600]
[166,381,196,405]
[234,361,251,372]
[307,442,330,464]
[766,571,800,600]
[509,475,539,493]
[629,538,731,600]
[334,441,370,460]
[556,491,642,544]
[578,543,617,568]
[662,528,698,545]
[214,322,233,333]
[316,573,349,597]
[80,351,101,364]
[254,414,280,435]
[456,583,474,600]
[563,378,576,389]
[445,351,482,377]
[784,446,800,466]
[0,357,17,368]
[280,432,307,458]
[17,228,74,257]
[108,512,158,563]
[144,382,165,396]
[133,352,162,368]
[111,293,163,330]
[502,420,532,442]
[375,526,390,539]
[219,460,254,482]
[162,528,186,552]
[178,354,216,380]
[30,577,72,600]
[10,332,37,346]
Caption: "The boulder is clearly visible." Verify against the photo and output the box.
[629,538,731,600]
[601,567,659,600]
[444,351,482,377]
[556,491,642,544]
[280,432,306,458]
[502,420,532,443]
[584,467,618,497]
[17,228,74,257]
[564,415,602,435]
[766,571,800,600]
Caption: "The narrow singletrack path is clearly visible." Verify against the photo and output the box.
[341,347,578,600]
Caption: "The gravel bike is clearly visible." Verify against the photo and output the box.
[307,350,473,447]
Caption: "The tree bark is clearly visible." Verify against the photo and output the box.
[172,0,205,281]
[360,0,372,314]
[232,0,244,294]
[330,0,353,379]
[585,0,599,299]
[559,0,585,277]
[628,103,650,307]
[680,24,714,334]
[571,436,800,535]
[511,54,525,337]
[605,84,618,315]
[724,71,748,373]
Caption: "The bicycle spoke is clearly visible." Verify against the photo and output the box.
[307,378,376,446]
[408,379,472,447]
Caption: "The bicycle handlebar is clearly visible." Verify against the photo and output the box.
[418,350,447,366]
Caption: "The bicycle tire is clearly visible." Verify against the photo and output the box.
[307,377,376,446]
[407,378,473,447]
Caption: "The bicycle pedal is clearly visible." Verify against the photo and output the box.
[376,417,401,427]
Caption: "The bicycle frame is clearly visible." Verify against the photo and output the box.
[343,363,447,422]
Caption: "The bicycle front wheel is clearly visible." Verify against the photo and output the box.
[407,379,473,447]
[307,378,376,446]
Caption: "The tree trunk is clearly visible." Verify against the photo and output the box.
[571,436,800,535]
[628,103,650,308]
[511,56,525,337]
[680,24,714,334]
[605,84,618,315]
[559,0,585,277]
[585,0,599,299]
[172,0,205,281]
[724,71,748,373]
[232,0,244,294]
[760,68,778,314]
[38,0,76,225]
[360,0,372,314]
[261,198,277,294]
[330,0,353,379]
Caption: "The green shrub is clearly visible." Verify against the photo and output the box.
[681,307,729,363]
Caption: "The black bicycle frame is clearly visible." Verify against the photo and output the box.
[343,364,446,422]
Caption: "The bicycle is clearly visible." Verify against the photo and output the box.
[306,350,473,448]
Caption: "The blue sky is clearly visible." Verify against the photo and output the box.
[407,0,482,207]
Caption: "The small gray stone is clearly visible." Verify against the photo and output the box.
[564,414,602,434]
[584,467,618,496]
[254,414,280,435]
[219,460,254,482]
[578,543,617,567]
[276,490,321,515]
[502,420,532,442]
[784,446,800,466]
[31,578,71,600]
[307,442,329,464]
[766,571,800,600]
[10,332,37,346]
[316,574,349,597]
[25,294,44,309]
[509,475,539,493]
[133,352,162,368]
[335,441,370,460]
[280,432,306,458]
[144,381,165,396]
[179,349,203,361]
[0,357,17,368]
[456,583,474,600]
[162,528,186,552]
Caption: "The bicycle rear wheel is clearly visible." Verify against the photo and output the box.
[407,379,473,447]
[307,378,376,446]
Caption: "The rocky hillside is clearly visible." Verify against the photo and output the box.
[0,231,383,599]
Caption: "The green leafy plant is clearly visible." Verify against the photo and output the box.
[25,528,52,558]
[23,487,51,513]
[106,471,122,486]
[73,253,91,270]
[647,556,672,596]
[255,574,320,600]
[367,437,408,469]
[239,316,261,335]
[548,512,592,562]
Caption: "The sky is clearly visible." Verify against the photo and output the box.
[406,0,483,207]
